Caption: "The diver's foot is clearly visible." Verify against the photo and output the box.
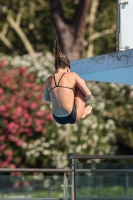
[81,105,92,119]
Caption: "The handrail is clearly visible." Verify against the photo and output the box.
[68,155,133,200]
[76,169,133,173]
[68,154,133,160]
[0,168,70,173]
[1,168,133,173]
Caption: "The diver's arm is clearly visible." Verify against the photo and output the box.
[74,73,92,102]
[44,83,51,103]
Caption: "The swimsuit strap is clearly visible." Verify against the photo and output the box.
[53,74,57,85]
[56,73,66,86]
[48,73,73,93]
[53,73,65,86]
[57,86,74,90]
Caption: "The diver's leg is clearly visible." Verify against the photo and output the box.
[81,105,92,119]
[74,86,92,121]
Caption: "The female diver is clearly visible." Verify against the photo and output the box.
[44,40,92,125]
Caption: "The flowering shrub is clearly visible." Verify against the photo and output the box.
[0,52,54,84]
[0,64,53,168]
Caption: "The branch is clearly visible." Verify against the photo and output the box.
[1,22,8,35]
[0,22,13,49]
[89,25,116,43]
[7,13,35,55]
[86,0,100,35]
[0,34,13,49]
[86,25,116,57]
[16,12,22,27]
[84,0,99,57]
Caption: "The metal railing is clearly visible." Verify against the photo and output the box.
[68,155,133,200]
[0,168,70,173]
[1,155,133,200]
[0,168,70,200]
[68,154,133,160]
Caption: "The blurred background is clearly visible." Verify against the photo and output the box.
[0,0,133,171]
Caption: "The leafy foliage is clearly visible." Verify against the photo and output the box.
[102,83,133,154]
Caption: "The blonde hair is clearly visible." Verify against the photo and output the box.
[54,40,70,70]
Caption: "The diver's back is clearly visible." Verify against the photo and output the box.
[47,72,75,117]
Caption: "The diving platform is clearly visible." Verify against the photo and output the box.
[71,49,133,85]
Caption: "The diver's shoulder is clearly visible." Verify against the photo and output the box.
[67,72,78,77]
[46,74,53,83]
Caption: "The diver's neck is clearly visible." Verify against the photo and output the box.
[56,68,69,73]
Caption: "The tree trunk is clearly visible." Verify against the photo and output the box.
[50,0,92,61]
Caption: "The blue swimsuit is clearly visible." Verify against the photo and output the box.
[48,73,77,124]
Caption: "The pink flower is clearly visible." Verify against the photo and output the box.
[10,96,16,103]
[8,135,18,142]
[25,121,32,127]
[34,118,43,132]
[0,95,6,102]
[0,88,4,95]
[16,140,24,147]
[8,135,24,146]
[7,122,19,134]
[23,111,30,119]
[34,85,40,91]
[22,100,29,108]
[24,181,29,187]
[43,110,50,115]
[0,144,6,150]
[5,150,14,156]
[46,114,53,121]
[6,156,13,162]
[36,111,44,117]
[13,106,23,118]
[0,59,8,67]
[13,181,20,188]
[0,161,9,168]
[0,105,7,113]
[29,74,35,82]
[10,164,16,168]
[20,66,27,76]
[30,102,37,109]
[3,112,9,117]
[22,82,31,89]
[0,135,5,141]
[11,171,21,176]
[27,91,34,99]
[5,103,12,109]
[35,125,42,132]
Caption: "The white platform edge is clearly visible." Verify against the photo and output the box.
[70,49,133,85]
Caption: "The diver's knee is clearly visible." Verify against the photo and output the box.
[81,79,86,85]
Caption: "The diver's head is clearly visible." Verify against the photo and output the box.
[54,40,70,71]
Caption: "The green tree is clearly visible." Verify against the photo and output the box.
[0,0,52,55]
[0,0,116,59]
